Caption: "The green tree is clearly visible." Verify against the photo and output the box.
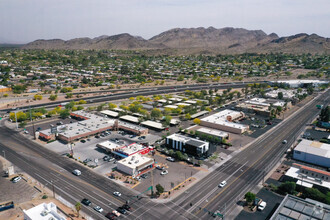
[320,106,330,122]
[278,92,284,99]
[59,109,70,119]
[244,192,256,204]
[75,202,81,217]
[151,108,163,119]
[108,103,117,109]
[303,188,326,203]
[49,94,58,101]
[185,113,191,120]
[156,184,164,195]
[278,181,296,195]
[65,93,73,98]
[193,118,201,125]
[175,151,184,160]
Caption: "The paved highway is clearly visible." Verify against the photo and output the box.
[0,89,328,220]
[0,81,256,113]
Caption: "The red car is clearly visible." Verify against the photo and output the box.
[105,212,116,219]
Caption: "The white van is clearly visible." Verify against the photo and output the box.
[72,169,81,176]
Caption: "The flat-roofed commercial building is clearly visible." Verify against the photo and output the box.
[100,110,119,118]
[0,85,11,93]
[141,120,164,130]
[39,111,148,143]
[114,143,152,158]
[23,202,66,220]
[166,133,209,157]
[96,140,123,153]
[200,110,248,134]
[270,194,330,220]
[117,154,154,177]
[284,163,330,192]
[119,115,140,124]
[293,139,330,168]
[196,128,229,140]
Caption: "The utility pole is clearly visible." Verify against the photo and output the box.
[29,104,36,140]
[51,180,55,198]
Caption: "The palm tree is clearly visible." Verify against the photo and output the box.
[75,202,81,217]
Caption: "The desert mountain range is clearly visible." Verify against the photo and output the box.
[23,27,330,54]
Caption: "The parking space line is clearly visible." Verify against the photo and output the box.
[131,181,140,189]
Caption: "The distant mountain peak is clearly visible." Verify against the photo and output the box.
[22,27,329,54]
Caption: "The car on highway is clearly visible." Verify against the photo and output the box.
[112,210,121,217]
[258,201,267,211]
[218,180,227,188]
[122,204,131,211]
[117,207,127,214]
[113,191,121,197]
[282,140,287,144]
[81,198,91,206]
[72,169,81,176]
[166,157,175,162]
[94,206,103,213]
[105,212,117,219]
[11,176,22,183]
[160,170,168,175]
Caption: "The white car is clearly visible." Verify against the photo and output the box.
[93,206,103,213]
[72,169,81,176]
[12,176,22,183]
[166,157,175,162]
[258,201,267,211]
[113,191,121,197]
[282,140,287,144]
[218,180,227,188]
[24,130,29,134]
[160,170,168,175]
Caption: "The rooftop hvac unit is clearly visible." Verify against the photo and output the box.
[41,210,48,216]
[131,156,135,161]
[128,162,131,164]
[135,160,139,164]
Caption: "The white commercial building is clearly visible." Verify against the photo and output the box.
[119,115,140,124]
[101,110,119,118]
[166,133,209,157]
[96,140,123,153]
[23,202,66,220]
[141,120,164,130]
[117,154,154,177]
[200,110,248,134]
[196,127,229,140]
[293,139,330,168]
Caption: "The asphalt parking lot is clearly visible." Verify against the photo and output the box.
[235,188,284,220]
[45,131,161,175]
[133,153,199,193]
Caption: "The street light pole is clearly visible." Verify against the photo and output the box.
[51,180,55,198]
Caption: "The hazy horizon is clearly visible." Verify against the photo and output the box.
[1,0,329,44]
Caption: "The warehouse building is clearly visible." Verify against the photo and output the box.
[117,154,154,177]
[293,140,330,168]
[270,194,330,220]
[166,133,209,157]
[200,110,248,134]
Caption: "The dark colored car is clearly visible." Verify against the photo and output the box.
[80,139,86,143]
[141,174,148,179]
[103,155,111,161]
[81,198,91,206]
[117,207,127,214]
[83,158,92,163]
[105,212,116,219]
[122,204,131,211]
[95,135,100,138]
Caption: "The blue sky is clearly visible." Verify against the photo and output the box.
[1,0,329,43]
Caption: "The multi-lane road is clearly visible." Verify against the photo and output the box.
[0,81,259,113]
[0,89,328,219]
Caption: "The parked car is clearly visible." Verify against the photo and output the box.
[80,139,86,143]
[24,130,29,134]
[258,201,267,211]
[105,212,117,219]
[94,206,103,213]
[83,158,92,163]
[218,180,227,188]
[11,176,22,183]
[141,174,148,179]
[166,157,175,162]
[117,207,127,214]
[129,135,135,138]
[95,135,100,138]
[156,165,164,170]
[113,192,121,197]
[160,170,168,175]
[103,155,111,161]
[72,169,81,176]
[81,198,91,206]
